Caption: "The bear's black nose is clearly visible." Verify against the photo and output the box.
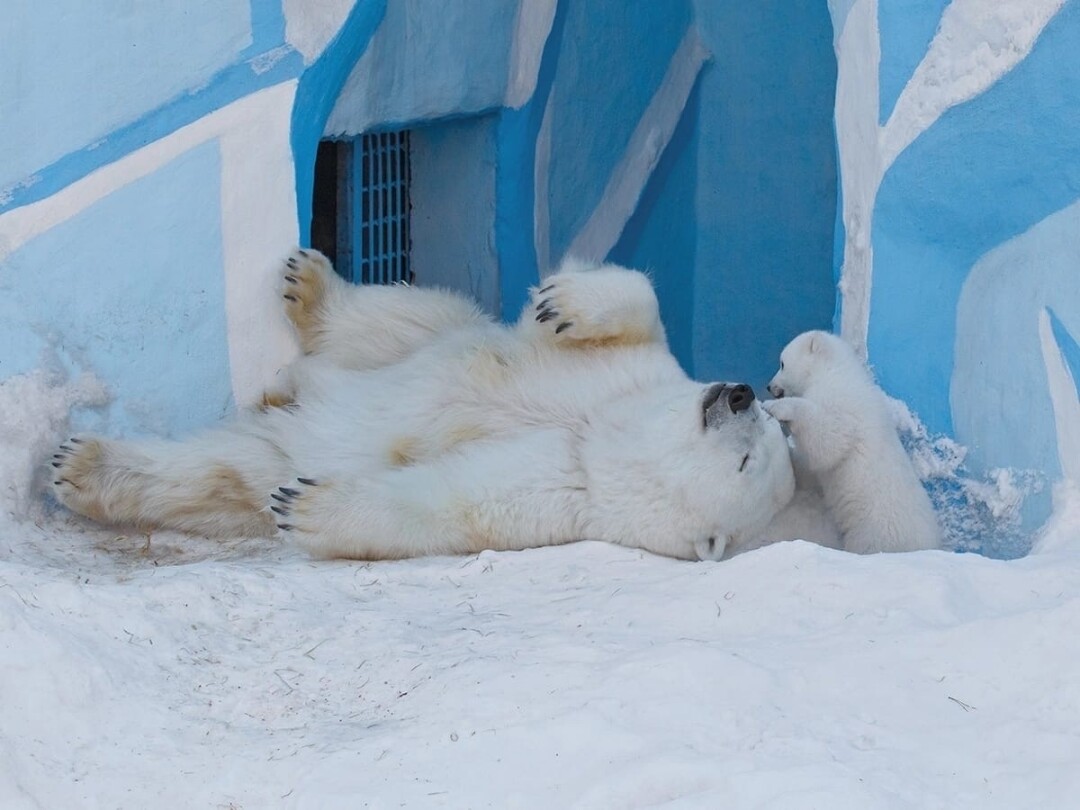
[728,384,754,413]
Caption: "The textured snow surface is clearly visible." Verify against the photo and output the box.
[4,528,1080,808]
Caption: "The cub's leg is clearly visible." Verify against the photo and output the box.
[522,257,666,348]
[270,430,587,560]
[281,248,489,370]
[50,425,290,537]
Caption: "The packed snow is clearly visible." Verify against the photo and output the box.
[3,370,1079,809]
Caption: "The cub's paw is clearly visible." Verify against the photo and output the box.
[281,248,338,349]
[531,263,660,346]
[49,437,107,517]
[761,397,803,423]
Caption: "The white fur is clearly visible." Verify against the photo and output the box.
[762,330,941,554]
[51,251,795,562]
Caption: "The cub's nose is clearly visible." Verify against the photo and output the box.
[767,383,784,398]
[728,383,754,413]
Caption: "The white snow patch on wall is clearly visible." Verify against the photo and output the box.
[833,0,880,356]
[282,0,357,64]
[564,27,709,265]
[505,0,558,109]
[0,369,108,523]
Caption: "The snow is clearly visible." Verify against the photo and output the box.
[3,371,1080,808]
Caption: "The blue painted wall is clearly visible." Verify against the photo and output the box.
[691,0,838,391]
[1,0,251,195]
[610,79,702,375]
[544,0,693,263]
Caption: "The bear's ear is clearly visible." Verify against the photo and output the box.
[808,333,820,354]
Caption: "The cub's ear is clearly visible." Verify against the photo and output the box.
[808,333,820,354]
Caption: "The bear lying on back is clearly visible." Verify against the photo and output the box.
[762,331,940,554]
[49,250,796,562]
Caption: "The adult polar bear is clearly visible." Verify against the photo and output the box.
[51,250,796,561]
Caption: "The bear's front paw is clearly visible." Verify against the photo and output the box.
[530,266,661,347]
[281,248,337,348]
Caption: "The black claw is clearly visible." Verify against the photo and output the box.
[59,445,72,452]
[70,438,82,443]
[51,462,61,468]
[53,453,65,459]
[535,298,552,311]
[539,284,555,294]
[297,477,317,486]
[277,523,294,532]
[287,257,298,266]
[279,487,300,498]
[537,310,558,323]
[53,480,62,486]
[270,505,289,516]
[298,249,309,257]
[284,275,298,284]
[556,321,573,334]
[283,294,298,302]
[270,492,288,503]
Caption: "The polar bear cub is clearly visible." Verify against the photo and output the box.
[762,331,940,554]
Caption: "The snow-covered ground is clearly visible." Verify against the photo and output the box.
[3,372,1079,809]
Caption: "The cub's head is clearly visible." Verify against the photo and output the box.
[586,381,795,561]
[766,330,864,399]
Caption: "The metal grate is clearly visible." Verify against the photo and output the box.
[357,131,412,285]
[310,132,412,285]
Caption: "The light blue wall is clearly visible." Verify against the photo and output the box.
[868,3,1080,453]
[849,0,1080,537]
[1,0,252,195]
[0,143,231,437]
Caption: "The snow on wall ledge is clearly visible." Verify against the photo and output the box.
[830,0,1080,542]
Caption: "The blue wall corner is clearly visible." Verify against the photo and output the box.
[494,0,570,322]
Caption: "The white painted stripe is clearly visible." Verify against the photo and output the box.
[881,0,1065,172]
[534,94,554,276]
[834,0,881,358]
[564,26,709,265]
[218,87,303,408]
[1038,307,1080,481]
[505,0,558,109]
[0,82,303,408]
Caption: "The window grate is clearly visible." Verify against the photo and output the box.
[310,132,412,285]
[358,131,412,285]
